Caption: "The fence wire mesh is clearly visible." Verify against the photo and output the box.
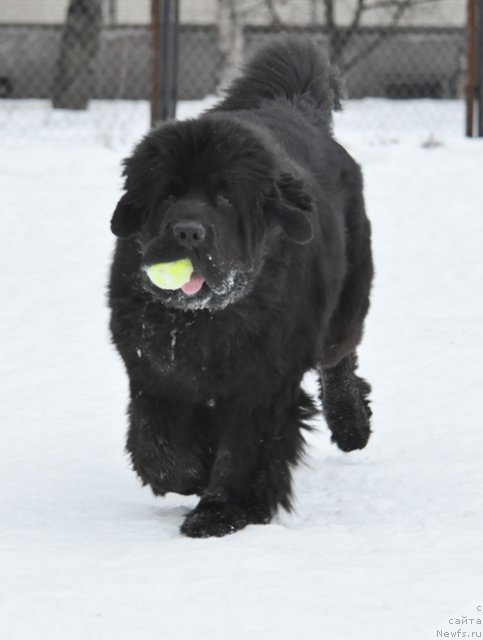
[0,0,468,146]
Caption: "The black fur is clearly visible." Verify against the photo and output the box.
[108,36,373,538]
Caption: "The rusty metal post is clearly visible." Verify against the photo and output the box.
[466,0,477,137]
[161,0,179,122]
[478,0,483,135]
[151,0,161,127]
[151,0,179,128]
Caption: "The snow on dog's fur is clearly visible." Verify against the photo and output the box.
[108,36,373,537]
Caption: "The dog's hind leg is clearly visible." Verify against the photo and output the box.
[319,352,372,452]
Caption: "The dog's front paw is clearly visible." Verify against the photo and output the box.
[180,500,250,538]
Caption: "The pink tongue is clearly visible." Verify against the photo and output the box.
[181,273,205,296]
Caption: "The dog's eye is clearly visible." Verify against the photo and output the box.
[216,193,231,207]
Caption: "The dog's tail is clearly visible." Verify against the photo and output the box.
[216,36,342,123]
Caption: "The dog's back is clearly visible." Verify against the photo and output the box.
[213,37,372,368]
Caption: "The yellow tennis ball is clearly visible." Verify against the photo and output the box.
[145,259,194,290]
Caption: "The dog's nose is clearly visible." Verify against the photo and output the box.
[172,221,206,249]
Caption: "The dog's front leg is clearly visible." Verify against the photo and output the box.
[127,389,211,497]
[181,398,305,538]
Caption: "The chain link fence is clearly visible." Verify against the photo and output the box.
[0,0,468,146]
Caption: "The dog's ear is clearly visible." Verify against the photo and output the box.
[110,193,143,238]
[266,173,314,244]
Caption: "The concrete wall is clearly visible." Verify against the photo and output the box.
[0,0,69,24]
[0,0,465,27]
[0,25,219,100]
[0,24,465,102]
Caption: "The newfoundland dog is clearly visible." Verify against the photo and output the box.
[108,36,373,537]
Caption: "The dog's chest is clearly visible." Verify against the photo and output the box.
[137,304,229,384]
[134,299,285,399]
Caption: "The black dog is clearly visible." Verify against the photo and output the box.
[108,37,373,537]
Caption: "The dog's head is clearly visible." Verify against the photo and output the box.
[111,117,313,311]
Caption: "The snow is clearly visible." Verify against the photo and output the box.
[1,98,482,639]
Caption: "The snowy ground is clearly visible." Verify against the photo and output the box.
[1,99,482,639]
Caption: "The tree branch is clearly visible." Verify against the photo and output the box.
[343,0,412,72]
[351,0,365,31]
[330,0,365,62]
[263,0,282,27]
[324,0,335,31]
[364,0,440,9]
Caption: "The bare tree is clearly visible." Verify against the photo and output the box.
[217,0,441,89]
[217,0,245,89]
[53,0,102,110]
[216,0,284,90]
[316,0,441,72]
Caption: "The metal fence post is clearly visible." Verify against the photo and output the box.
[478,0,483,135]
[466,0,477,136]
[151,0,179,128]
